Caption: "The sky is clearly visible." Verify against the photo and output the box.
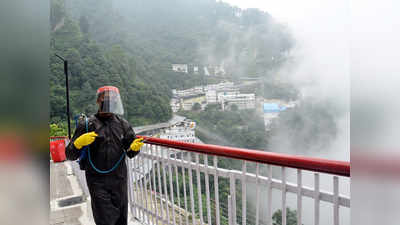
[221,0,344,22]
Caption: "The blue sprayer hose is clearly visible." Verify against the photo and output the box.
[76,114,126,174]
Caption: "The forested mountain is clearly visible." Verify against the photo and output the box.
[50,0,294,126]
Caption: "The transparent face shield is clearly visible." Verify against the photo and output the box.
[96,87,124,115]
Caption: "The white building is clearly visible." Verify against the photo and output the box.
[182,102,194,111]
[263,103,288,131]
[160,122,196,143]
[193,66,199,73]
[206,90,217,103]
[170,98,180,113]
[172,64,188,73]
[214,65,226,76]
[173,86,205,98]
[216,91,241,102]
[205,82,235,91]
[219,93,256,110]
[204,66,210,76]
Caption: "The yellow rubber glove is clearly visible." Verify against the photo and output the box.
[73,131,98,149]
[130,138,144,152]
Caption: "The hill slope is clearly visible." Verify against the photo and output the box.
[50,0,294,126]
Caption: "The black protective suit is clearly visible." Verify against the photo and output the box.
[66,113,139,225]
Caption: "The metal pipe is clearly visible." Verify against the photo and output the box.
[55,54,71,139]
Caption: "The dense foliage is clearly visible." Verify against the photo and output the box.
[272,208,298,225]
[180,106,268,151]
[269,98,338,153]
[50,0,294,131]
[50,2,173,126]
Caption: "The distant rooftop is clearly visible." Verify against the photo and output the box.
[263,103,286,113]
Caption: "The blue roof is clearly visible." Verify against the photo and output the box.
[263,103,286,113]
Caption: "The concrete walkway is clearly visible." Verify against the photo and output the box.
[50,161,143,225]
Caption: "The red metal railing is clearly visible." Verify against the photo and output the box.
[139,135,350,177]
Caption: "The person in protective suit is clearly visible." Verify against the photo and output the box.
[66,86,144,225]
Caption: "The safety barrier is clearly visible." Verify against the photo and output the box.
[127,137,350,225]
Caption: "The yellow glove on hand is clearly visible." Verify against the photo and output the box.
[73,131,98,149]
[130,138,144,152]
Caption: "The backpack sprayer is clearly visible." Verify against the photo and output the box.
[74,114,152,174]
[74,114,126,174]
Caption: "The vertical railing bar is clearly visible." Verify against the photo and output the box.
[127,159,137,217]
[131,153,138,218]
[314,173,320,225]
[168,148,177,225]
[214,156,221,225]
[128,153,138,218]
[188,152,196,225]
[182,152,189,225]
[242,161,247,225]
[157,146,165,224]
[136,155,143,220]
[142,146,150,224]
[229,172,236,225]
[333,176,339,225]
[147,145,155,225]
[162,147,171,225]
[297,169,302,225]
[174,150,183,225]
[267,165,272,225]
[255,163,260,225]
[282,167,287,225]
[228,195,232,225]
[138,153,145,221]
[152,145,160,225]
[204,155,212,225]
[196,154,204,225]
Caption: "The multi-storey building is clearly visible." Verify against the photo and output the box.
[160,121,196,143]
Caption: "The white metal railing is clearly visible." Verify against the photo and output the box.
[128,143,350,225]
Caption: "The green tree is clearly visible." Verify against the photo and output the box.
[50,123,67,137]
[272,208,299,225]
[230,104,238,111]
[192,102,201,111]
[79,15,90,34]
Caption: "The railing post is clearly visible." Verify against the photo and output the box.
[147,145,155,225]
[162,147,171,225]
[138,154,145,220]
[188,153,196,225]
[297,169,302,225]
[267,165,272,225]
[333,176,339,225]
[205,155,212,225]
[229,172,236,225]
[133,155,141,220]
[282,167,287,225]
[255,163,260,225]
[151,146,160,225]
[168,148,177,225]
[127,158,136,218]
[196,154,204,225]
[241,161,247,225]
[228,195,232,225]
[182,152,189,225]
[156,146,165,224]
[174,150,183,225]
[314,173,320,225]
[141,149,149,224]
[213,156,220,225]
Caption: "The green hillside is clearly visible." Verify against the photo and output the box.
[50,0,294,127]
